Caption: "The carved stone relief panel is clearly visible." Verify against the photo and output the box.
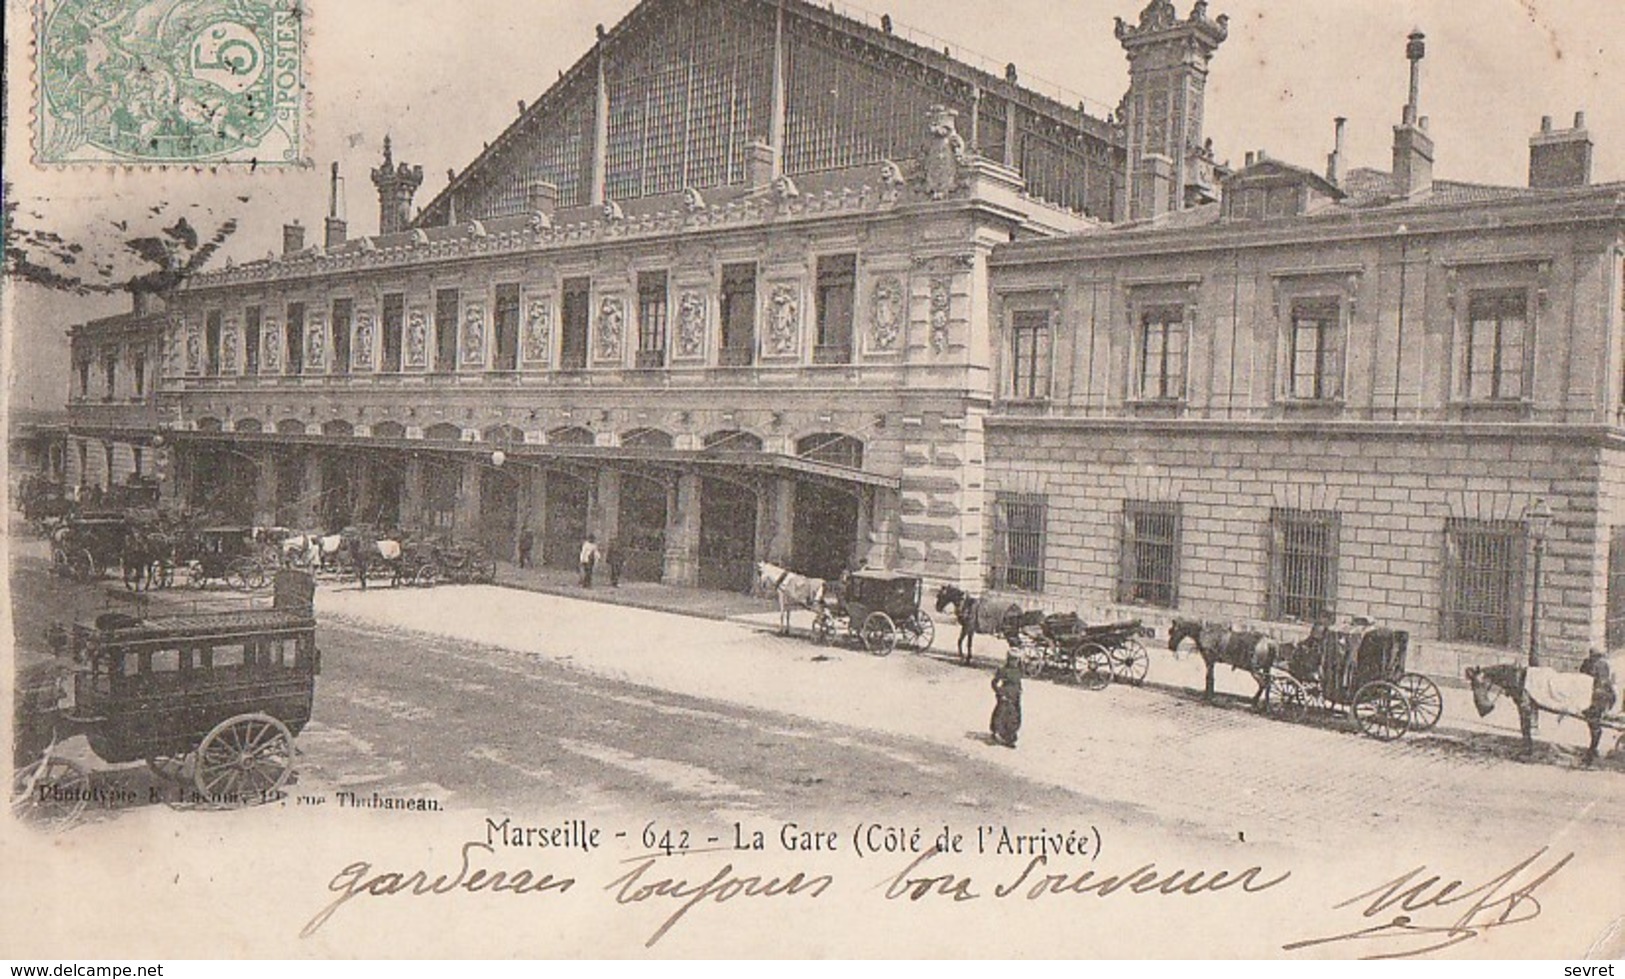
[405,307,429,369]
[675,290,707,360]
[867,275,904,354]
[522,295,552,367]
[461,302,487,369]
[764,282,801,358]
[595,295,625,364]
[353,308,376,371]
[305,313,327,372]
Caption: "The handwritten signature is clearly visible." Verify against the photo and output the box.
[1284,847,1573,959]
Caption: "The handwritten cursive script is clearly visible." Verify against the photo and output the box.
[1283,847,1573,959]
[301,842,575,938]
[882,847,1290,904]
[605,851,834,948]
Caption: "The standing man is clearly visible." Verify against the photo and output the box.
[579,533,599,588]
[517,528,535,569]
[990,649,1023,748]
[605,536,624,587]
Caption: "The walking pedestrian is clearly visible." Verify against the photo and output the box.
[517,528,535,569]
[605,536,624,587]
[579,533,599,588]
[990,649,1023,748]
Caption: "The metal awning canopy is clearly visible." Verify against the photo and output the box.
[174,430,901,490]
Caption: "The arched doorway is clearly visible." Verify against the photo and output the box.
[320,454,356,531]
[793,481,859,581]
[543,471,590,570]
[699,477,758,591]
[369,457,405,530]
[616,472,667,582]
[480,465,521,561]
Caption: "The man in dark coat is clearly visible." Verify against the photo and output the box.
[990,650,1023,747]
[517,528,535,569]
[605,536,624,587]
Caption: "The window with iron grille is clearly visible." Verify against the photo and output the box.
[560,278,591,370]
[1267,508,1338,621]
[1609,530,1625,651]
[991,492,1047,593]
[1008,309,1051,400]
[433,289,459,372]
[132,351,146,396]
[492,285,519,371]
[1139,305,1186,400]
[636,272,669,369]
[285,303,305,374]
[719,263,756,366]
[244,307,261,376]
[1288,298,1343,400]
[1442,518,1525,648]
[205,311,222,376]
[1465,290,1528,401]
[1119,500,1180,608]
[814,255,856,364]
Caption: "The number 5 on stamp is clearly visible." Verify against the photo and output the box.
[34,0,307,166]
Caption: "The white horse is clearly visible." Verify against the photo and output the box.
[756,561,825,636]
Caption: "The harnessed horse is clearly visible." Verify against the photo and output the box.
[755,561,825,636]
[1467,653,1620,764]
[933,585,1022,665]
[1167,617,1280,710]
[120,528,173,592]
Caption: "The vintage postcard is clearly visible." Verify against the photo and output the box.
[4,0,1624,961]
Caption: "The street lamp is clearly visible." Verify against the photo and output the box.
[1526,497,1554,669]
[490,449,506,468]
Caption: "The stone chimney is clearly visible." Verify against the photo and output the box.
[1529,111,1593,188]
[370,136,424,235]
[282,220,306,255]
[747,139,778,189]
[324,162,348,248]
[1326,116,1347,186]
[526,180,560,219]
[1391,30,1434,200]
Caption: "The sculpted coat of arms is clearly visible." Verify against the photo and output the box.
[677,291,706,358]
[921,105,968,200]
[869,277,903,351]
[524,299,551,365]
[767,285,800,356]
[596,297,625,362]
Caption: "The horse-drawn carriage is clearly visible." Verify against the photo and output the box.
[50,513,129,582]
[178,526,275,591]
[1266,622,1442,740]
[1009,612,1151,689]
[811,569,934,656]
[11,571,321,826]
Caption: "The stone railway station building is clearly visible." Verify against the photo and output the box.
[65,0,1625,675]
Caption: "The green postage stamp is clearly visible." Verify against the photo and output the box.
[34,0,307,166]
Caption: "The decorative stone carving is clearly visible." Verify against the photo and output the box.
[262,320,281,372]
[306,315,327,371]
[525,211,551,233]
[405,308,428,368]
[766,284,800,356]
[683,187,707,212]
[602,199,624,221]
[354,310,376,369]
[921,105,968,200]
[184,318,201,375]
[462,303,486,367]
[879,159,906,188]
[772,175,800,199]
[869,276,903,351]
[596,296,625,362]
[467,220,488,238]
[221,320,238,372]
[676,291,706,358]
[523,298,551,364]
[929,275,953,353]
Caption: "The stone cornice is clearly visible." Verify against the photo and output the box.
[985,414,1624,447]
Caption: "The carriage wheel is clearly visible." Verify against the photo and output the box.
[1266,675,1311,723]
[1352,681,1411,741]
[1112,639,1150,685]
[1076,644,1113,691]
[1396,673,1443,733]
[413,564,440,588]
[861,612,897,656]
[473,554,498,583]
[242,562,269,591]
[811,610,836,645]
[11,755,90,831]
[194,713,295,805]
[902,612,935,652]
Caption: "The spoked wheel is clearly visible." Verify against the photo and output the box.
[902,611,935,652]
[238,561,269,591]
[194,713,295,805]
[1352,681,1411,741]
[1076,644,1113,691]
[1018,643,1048,679]
[861,611,897,656]
[1396,673,1443,733]
[11,755,91,831]
[811,610,836,645]
[412,565,440,587]
[1266,674,1311,723]
[1111,639,1150,685]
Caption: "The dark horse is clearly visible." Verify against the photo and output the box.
[1467,654,1617,764]
[1167,617,1280,710]
[934,585,1022,665]
[120,528,173,592]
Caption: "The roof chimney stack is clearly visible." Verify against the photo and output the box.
[1528,110,1593,188]
[1392,30,1434,200]
[324,162,348,248]
[282,220,306,255]
[1326,116,1347,186]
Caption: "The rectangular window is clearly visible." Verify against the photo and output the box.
[1465,290,1528,401]
[1119,500,1180,608]
[1139,305,1186,401]
[331,299,353,374]
[1268,508,1339,621]
[434,289,459,372]
[205,311,222,376]
[720,263,757,366]
[286,303,306,374]
[1609,531,1625,651]
[1443,518,1525,648]
[492,285,520,371]
[243,307,261,376]
[132,351,146,396]
[103,352,118,400]
[991,492,1047,593]
[77,359,90,398]
[1289,298,1343,400]
[814,254,856,364]
[1009,309,1052,400]
[636,271,669,369]
[560,277,591,370]
[382,293,406,372]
